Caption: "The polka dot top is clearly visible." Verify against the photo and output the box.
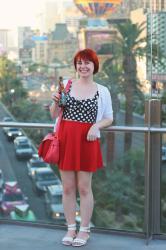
[63,85,99,123]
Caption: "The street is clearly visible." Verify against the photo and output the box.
[0,104,51,221]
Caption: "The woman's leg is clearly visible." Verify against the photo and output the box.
[60,170,77,238]
[76,171,93,239]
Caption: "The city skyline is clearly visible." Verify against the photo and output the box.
[0,0,73,29]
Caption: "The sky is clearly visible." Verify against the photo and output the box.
[0,0,72,29]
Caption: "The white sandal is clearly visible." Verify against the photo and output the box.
[72,226,90,247]
[62,224,76,246]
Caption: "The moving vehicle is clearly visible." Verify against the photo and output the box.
[0,182,28,214]
[14,136,33,159]
[6,128,22,141]
[45,184,64,221]
[0,170,4,191]
[162,146,166,161]
[27,154,50,179]
[14,136,29,146]
[2,117,13,134]
[45,185,80,223]
[32,168,61,195]
[10,204,36,221]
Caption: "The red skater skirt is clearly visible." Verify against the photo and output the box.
[58,120,103,172]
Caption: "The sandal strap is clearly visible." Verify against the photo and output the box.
[73,238,87,244]
[80,226,90,233]
[68,223,76,231]
[62,236,74,242]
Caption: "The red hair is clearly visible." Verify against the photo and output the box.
[74,48,99,74]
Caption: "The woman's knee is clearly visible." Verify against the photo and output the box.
[77,183,92,196]
[63,183,76,195]
[60,171,76,195]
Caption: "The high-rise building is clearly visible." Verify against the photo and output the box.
[0,29,9,52]
[32,23,78,77]
[18,27,34,63]
[48,23,78,63]
[64,3,84,35]
[143,0,166,12]
[130,8,148,92]
[44,1,64,33]
[147,12,166,82]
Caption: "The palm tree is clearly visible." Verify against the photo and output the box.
[101,60,122,165]
[101,20,163,154]
[115,20,147,152]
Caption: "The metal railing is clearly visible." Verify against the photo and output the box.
[1,121,166,132]
[0,99,165,243]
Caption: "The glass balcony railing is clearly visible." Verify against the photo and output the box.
[0,123,145,229]
[0,120,165,241]
[1,1,166,248]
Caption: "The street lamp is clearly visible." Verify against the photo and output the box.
[10,89,15,94]
[9,89,15,107]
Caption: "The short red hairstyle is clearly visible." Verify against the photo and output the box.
[74,48,99,74]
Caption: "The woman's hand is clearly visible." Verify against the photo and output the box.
[87,124,99,141]
[52,92,61,104]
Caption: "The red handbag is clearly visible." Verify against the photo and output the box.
[38,80,72,164]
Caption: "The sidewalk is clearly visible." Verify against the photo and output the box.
[0,224,166,250]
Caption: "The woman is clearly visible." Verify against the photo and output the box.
[50,48,113,247]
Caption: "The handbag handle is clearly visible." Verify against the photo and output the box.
[54,79,72,134]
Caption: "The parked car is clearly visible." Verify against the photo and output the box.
[15,143,33,159]
[10,204,36,221]
[0,170,5,191]
[45,185,80,223]
[6,128,22,141]
[2,117,13,122]
[14,136,30,146]
[32,168,61,195]
[0,182,28,214]
[27,154,50,179]
[14,137,33,159]
[162,146,166,161]
[2,117,13,134]
[45,184,64,221]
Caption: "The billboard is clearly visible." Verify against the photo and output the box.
[85,29,117,53]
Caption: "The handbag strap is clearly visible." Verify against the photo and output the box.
[54,79,72,134]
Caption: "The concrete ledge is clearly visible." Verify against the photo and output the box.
[0,224,166,250]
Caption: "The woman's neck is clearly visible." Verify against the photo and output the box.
[78,76,94,85]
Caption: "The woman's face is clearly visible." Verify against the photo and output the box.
[76,59,94,77]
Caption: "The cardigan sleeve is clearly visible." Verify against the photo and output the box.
[103,88,113,120]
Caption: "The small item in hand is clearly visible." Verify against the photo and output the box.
[38,79,72,165]
[58,76,67,107]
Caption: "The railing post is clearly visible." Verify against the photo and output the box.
[144,99,161,243]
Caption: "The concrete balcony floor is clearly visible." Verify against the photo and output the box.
[0,223,166,250]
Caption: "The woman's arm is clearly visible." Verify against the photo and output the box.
[49,92,61,119]
[87,118,113,141]
[87,87,113,141]
[95,118,113,130]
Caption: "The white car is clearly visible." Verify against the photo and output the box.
[44,185,80,223]
[2,117,13,134]
[14,136,30,146]
[7,128,22,141]
[27,154,50,179]
[14,136,33,159]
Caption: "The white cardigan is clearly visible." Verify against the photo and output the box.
[96,83,113,121]
[54,82,113,137]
